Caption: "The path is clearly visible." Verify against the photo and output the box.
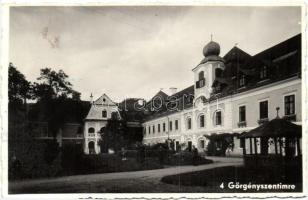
[10,156,243,193]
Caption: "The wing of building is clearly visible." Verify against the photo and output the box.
[142,34,301,156]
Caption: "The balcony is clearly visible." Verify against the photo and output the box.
[237,121,247,128]
[283,114,296,122]
[258,118,269,125]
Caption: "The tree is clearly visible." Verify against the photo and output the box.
[32,68,79,100]
[8,63,32,104]
[99,113,127,153]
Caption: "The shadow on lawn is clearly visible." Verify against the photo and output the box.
[161,165,302,192]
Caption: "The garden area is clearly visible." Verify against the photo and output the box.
[161,164,302,192]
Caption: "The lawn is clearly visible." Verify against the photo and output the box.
[161,166,302,192]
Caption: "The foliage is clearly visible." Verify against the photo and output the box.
[32,68,80,100]
[8,63,32,103]
[204,133,236,156]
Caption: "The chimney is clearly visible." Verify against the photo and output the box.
[169,87,177,95]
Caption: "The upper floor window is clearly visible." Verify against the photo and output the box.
[259,100,268,119]
[88,127,95,133]
[199,114,205,128]
[163,123,166,132]
[158,124,161,133]
[187,117,192,130]
[196,71,205,88]
[239,74,246,87]
[260,66,268,79]
[169,121,173,131]
[239,106,246,122]
[152,125,155,133]
[102,110,107,118]
[148,126,151,134]
[214,111,222,126]
[215,68,223,78]
[175,120,179,130]
[285,95,295,115]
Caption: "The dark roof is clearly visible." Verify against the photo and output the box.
[240,118,302,138]
[208,33,301,100]
[144,85,194,121]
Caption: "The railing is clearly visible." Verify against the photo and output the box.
[283,114,296,122]
[237,121,247,128]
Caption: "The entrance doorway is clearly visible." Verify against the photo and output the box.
[88,141,95,154]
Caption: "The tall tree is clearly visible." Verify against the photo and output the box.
[8,63,32,104]
[33,68,79,100]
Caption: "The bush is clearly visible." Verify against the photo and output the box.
[168,151,213,166]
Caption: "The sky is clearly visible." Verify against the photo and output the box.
[9,6,301,102]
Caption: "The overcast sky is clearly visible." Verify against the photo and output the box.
[10,6,301,102]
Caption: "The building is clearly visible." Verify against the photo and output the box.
[142,34,301,156]
[83,94,121,154]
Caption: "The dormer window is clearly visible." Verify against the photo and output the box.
[260,66,268,79]
[239,74,246,87]
[102,110,107,118]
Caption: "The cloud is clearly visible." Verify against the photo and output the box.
[9,6,301,102]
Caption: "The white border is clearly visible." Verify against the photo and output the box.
[1,0,307,199]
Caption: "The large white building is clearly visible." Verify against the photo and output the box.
[142,34,302,156]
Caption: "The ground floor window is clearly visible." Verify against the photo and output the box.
[188,141,192,151]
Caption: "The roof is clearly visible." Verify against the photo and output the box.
[240,118,302,138]
[144,85,194,121]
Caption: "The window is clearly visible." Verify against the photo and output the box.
[260,66,268,79]
[239,74,246,87]
[199,114,205,128]
[259,100,268,119]
[169,121,172,131]
[102,110,107,118]
[187,117,192,129]
[215,111,222,125]
[215,68,223,78]
[158,124,161,133]
[175,120,179,130]
[200,140,205,148]
[88,127,95,133]
[148,126,150,134]
[153,125,155,133]
[196,71,205,88]
[163,123,166,132]
[285,95,295,115]
[239,106,246,122]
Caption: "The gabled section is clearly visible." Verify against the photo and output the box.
[93,93,117,106]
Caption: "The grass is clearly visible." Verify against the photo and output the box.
[161,166,302,192]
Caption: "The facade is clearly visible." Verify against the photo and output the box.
[142,34,301,156]
[83,94,121,154]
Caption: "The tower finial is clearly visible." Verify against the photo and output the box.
[90,93,93,104]
[210,34,213,41]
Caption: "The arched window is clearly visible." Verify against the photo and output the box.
[88,127,95,133]
[187,117,192,130]
[88,141,95,154]
[199,114,205,128]
[214,111,222,126]
[102,110,107,118]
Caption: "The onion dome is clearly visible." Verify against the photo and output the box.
[203,41,220,57]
